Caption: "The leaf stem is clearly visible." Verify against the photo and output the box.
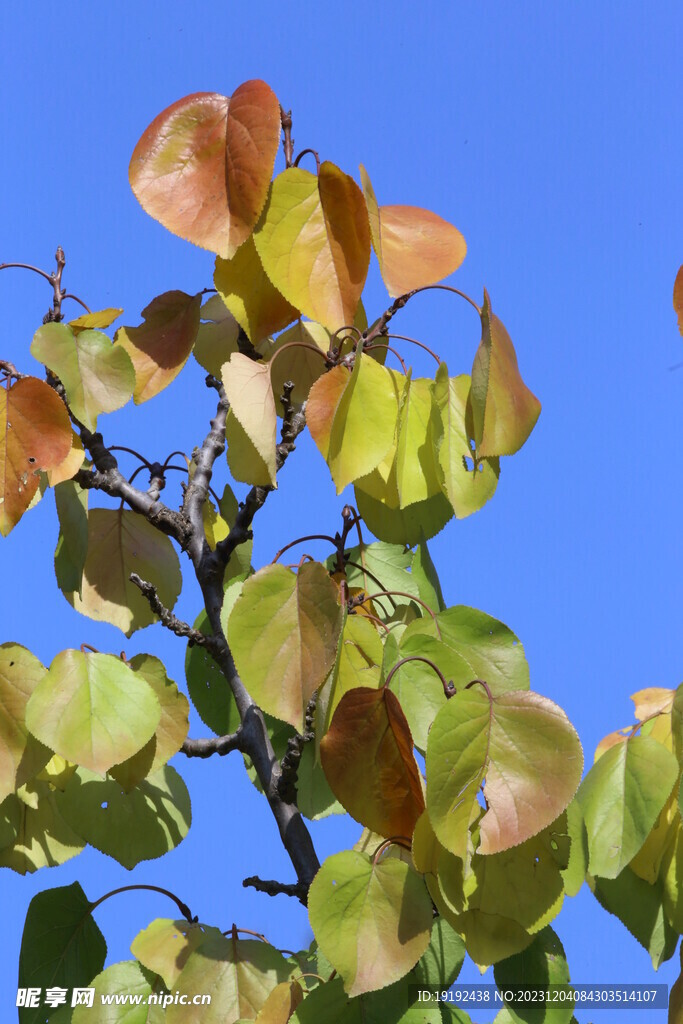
[293,148,321,174]
[272,534,338,563]
[382,333,441,366]
[383,656,454,697]
[89,884,194,923]
[372,836,413,865]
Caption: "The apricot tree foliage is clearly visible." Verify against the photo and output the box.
[2,79,683,1024]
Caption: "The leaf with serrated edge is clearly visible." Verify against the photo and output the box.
[228,562,343,731]
[308,850,432,996]
[19,882,107,1024]
[0,781,85,874]
[0,376,73,536]
[0,644,51,802]
[307,352,401,493]
[494,926,573,1024]
[56,765,191,868]
[72,960,165,1024]
[321,686,424,838]
[116,291,201,404]
[222,353,277,486]
[165,934,294,1023]
[254,164,370,331]
[47,431,86,486]
[427,686,582,858]
[31,323,135,431]
[577,734,678,878]
[130,82,280,258]
[215,236,299,342]
[317,613,383,739]
[360,165,466,297]
[469,292,541,458]
[26,649,160,774]
[69,508,182,636]
[589,867,678,970]
[110,654,189,791]
[54,478,88,596]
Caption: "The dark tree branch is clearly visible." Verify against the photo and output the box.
[129,573,219,651]
[278,694,317,803]
[183,376,229,565]
[242,875,308,904]
[213,382,306,571]
[181,730,244,758]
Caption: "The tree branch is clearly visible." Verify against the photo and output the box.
[181,731,244,758]
[183,375,229,564]
[278,694,317,803]
[242,875,308,904]
[129,573,219,651]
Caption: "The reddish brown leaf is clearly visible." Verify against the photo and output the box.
[320,686,425,838]
[129,82,280,258]
[674,264,683,336]
[116,291,201,403]
[0,377,72,536]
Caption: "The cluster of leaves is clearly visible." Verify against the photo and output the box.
[3,75,673,1023]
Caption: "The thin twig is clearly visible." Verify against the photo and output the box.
[280,106,294,168]
[181,731,244,758]
[129,573,220,650]
[242,876,308,904]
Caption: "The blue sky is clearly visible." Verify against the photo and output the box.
[1,2,682,1020]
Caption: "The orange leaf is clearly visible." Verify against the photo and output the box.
[320,686,425,838]
[674,264,683,336]
[116,291,201,404]
[360,165,466,297]
[0,378,72,536]
[129,82,281,258]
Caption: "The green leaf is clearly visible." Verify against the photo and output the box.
[19,882,107,1024]
[72,960,165,1023]
[215,236,298,342]
[589,867,678,970]
[68,508,182,636]
[427,687,582,858]
[402,605,530,695]
[307,353,401,494]
[559,799,588,897]
[308,850,432,996]
[493,927,573,1024]
[31,323,135,431]
[0,643,51,801]
[432,366,500,517]
[254,164,371,332]
[413,918,466,989]
[130,82,281,259]
[577,735,678,878]
[110,654,189,791]
[410,541,446,613]
[228,562,343,731]
[54,478,89,597]
[392,375,445,509]
[56,765,191,868]
[166,933,294,1023]
[320,687,424,838]
[131,919,219,989]
[291,975,442,1024]
[332,541,421,615]
[390,634,474,751]
[193,294,241,377]
[116,291,201,404]
[316,613,384,738]
[0,781,85,874]
[222,353,278,486]
[469,292,541,458]
[26,649,161,774]
[185,585,244,737]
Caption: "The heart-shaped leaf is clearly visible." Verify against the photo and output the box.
[72,961,166,1024]
[0,644,51,802]
[469,292,541,458]
[360,165,466,297]
[228,562,343,730]
[0,376,73,535]
[31,323,135,430]
[427,686,582,858]
[254,164,371,331]
[193,294,241,377]
[0,780,85,874]
[68,508,182,636]
[129,81,281,258]
[308,850,432,996]
[316,613,384,740]
[265,319,330,410]
[131,918,217,989]
[320,686,424,838]
[26,649,160,774]
[116,291,201,404]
